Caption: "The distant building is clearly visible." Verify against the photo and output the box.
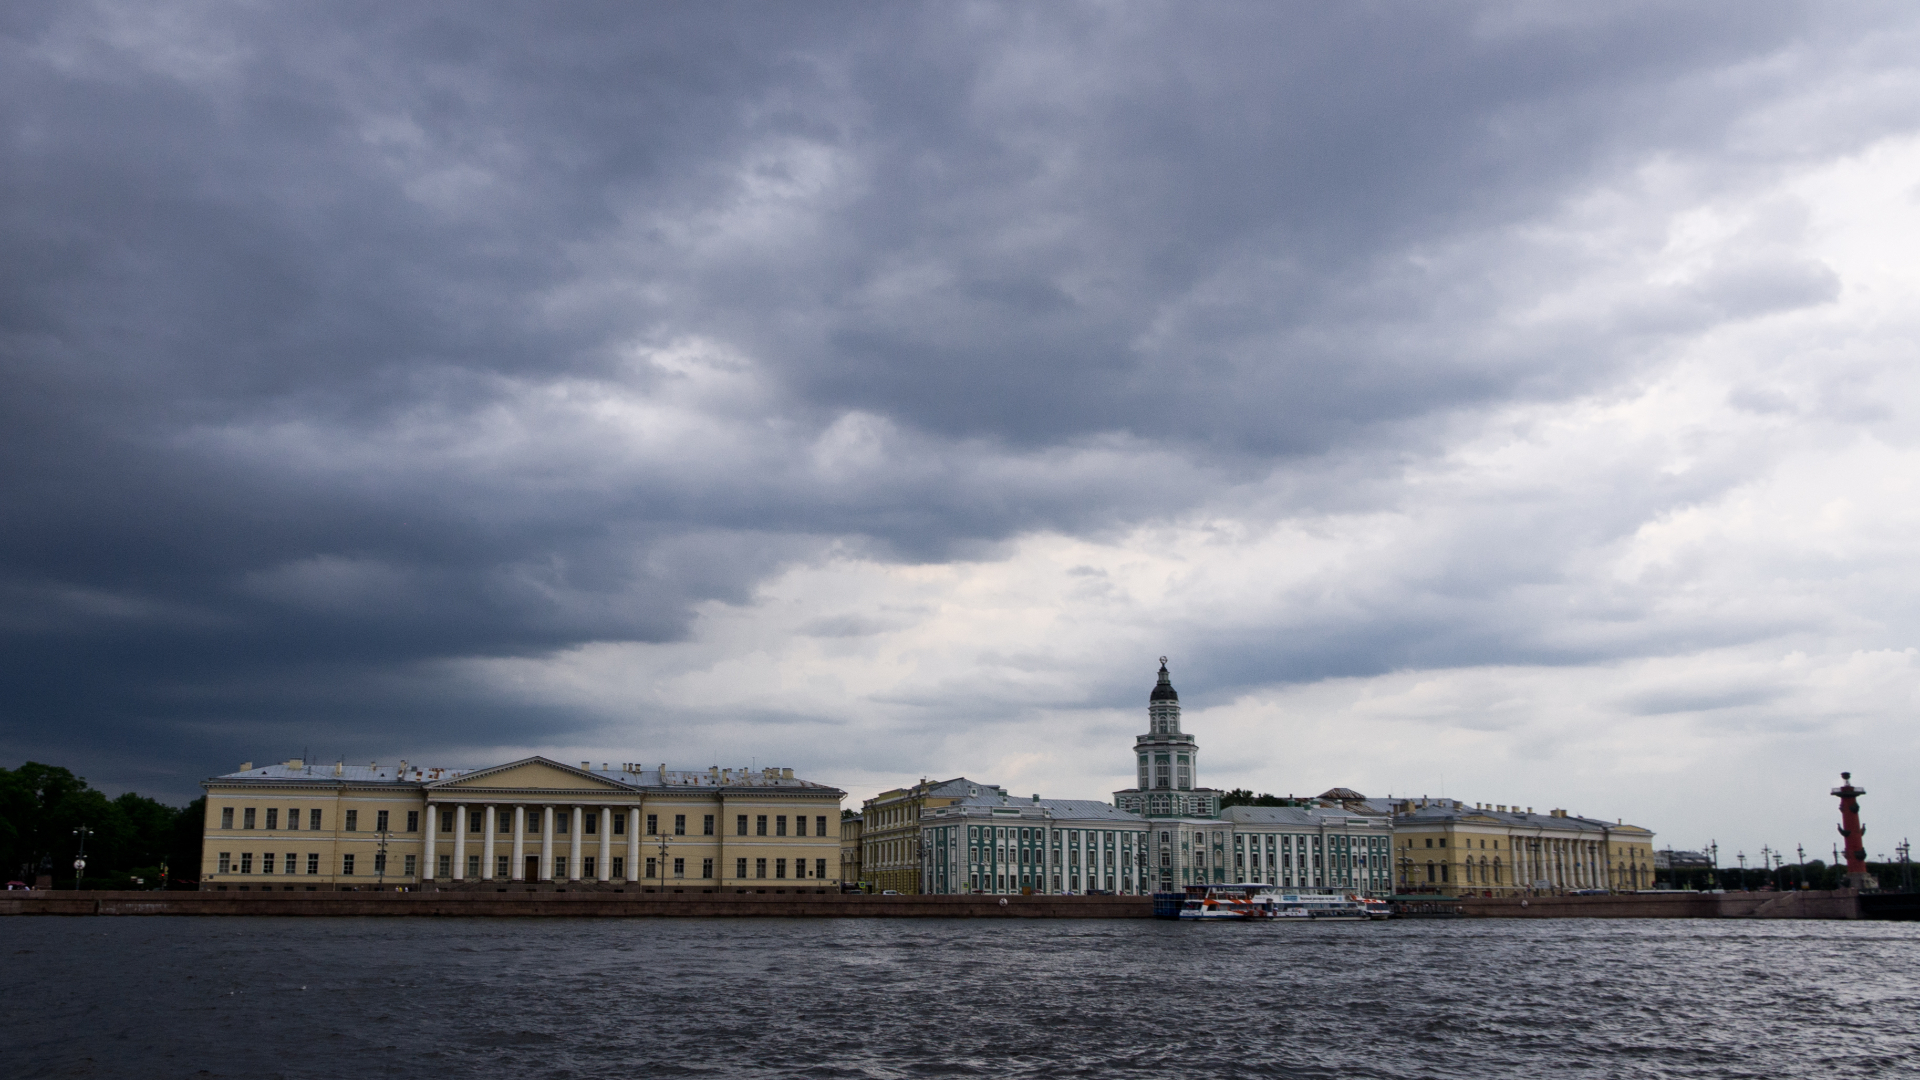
[1111,660,1238,890]
[1654,849,1712,872]
[200,756,843,891]
[860,777,992,893]
[919,792,1148,895]
[1218,804,1394,893]
[1389,799,1656,896]
[840,812,863,887]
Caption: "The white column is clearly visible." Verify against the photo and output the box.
[569,806,583,881]
[627,804,641,881]
[540,804,554,881]
[482,805,497,880]
[423,802,438,881]
[452,804,467,881]
[598,808,612,882]
[511,805,526,880]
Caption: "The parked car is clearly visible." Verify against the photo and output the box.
[881,890,900,895]
[4,881,31,891]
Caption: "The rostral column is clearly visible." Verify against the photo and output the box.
[1832,772,1878,890]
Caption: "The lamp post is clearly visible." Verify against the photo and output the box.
[376,828,390,889]
[72,824,92,890]
[656,831,671,889]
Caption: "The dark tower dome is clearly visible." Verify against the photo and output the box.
[1150,657,1179,702]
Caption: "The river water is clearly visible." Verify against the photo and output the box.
[5,916,1917,1078]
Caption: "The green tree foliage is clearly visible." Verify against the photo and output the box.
[0,763,202,889]
[1219,788,1302,808]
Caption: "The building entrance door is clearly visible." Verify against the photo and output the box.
[525,855,540,881]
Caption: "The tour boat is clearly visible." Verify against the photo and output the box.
[1169,883,1390,920]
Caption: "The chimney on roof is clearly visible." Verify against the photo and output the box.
[239,762,252,772]
[287,758,303,769]
[581,761,590,770]
[782,768,793,779]
[334,761,343,777]
[1032,794,1040,803]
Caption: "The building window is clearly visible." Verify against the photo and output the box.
[497,855,510,878]
[775,858,787,879]
[499,812,512,834]
[795,815,808,837]
[468,811,482,833]
[645,858,657,878]
[286,807,300,831]
[345,810,358,832]
[647,814,658,836]
[553,856,567,878]
[528,809,541,832]
[375,810,389,833]
[217,852,231,873]
[438,854,452,877]
[582,813,596,836]
[673,857,685,878]
[440,810,454,833]
[755,858,767,879]
[702,814,714,836]
[404,854,416,877]
[265,808,279,830]
[342,854,355,875]
[776,816,788,837]
[613,813,626,836]
[467,854,480,878]
[702,858,714,879]
[262,853,275,874]
[307,853,319,875]
[243,808,256,830]
[221,808,234,829]
[674,814,686,836]
[757,815,768,836]
[816,816,827,837]
[736,857,747,879]
[404,811,418,833]
[611,856,624,879]
[584,856,596,878]
[816,859,828,880]
[373,852,387,874]
[737,815,748,836]
[555,812,568,835]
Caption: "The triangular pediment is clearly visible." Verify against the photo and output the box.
[429,756,632,792]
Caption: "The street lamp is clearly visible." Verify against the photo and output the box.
[655,831,671,889]
[72,825,92,890]
[376,828,391,889]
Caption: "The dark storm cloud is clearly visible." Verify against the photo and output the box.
[0,0,1901,798]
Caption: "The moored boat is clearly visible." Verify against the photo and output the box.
[1169,882,1390,920]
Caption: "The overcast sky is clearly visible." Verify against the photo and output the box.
[5,2,1919,862]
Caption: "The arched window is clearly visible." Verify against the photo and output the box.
[1492,858,1502,884]
[1426,861,1435,883]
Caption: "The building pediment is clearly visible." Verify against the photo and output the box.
[427,757,632,793]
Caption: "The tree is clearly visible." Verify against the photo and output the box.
[0,762,200,888]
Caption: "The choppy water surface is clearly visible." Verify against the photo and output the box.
[5,916,1918,1078]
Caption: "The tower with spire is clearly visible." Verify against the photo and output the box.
[1114,658,1221,821]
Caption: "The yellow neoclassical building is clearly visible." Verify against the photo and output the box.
[1391,799,1657,896]
[200,756,844,891]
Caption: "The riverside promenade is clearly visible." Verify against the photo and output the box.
[0,888,1881,918]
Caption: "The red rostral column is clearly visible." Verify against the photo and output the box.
[1832,772,1876,890]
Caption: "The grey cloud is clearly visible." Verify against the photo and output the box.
[3,0,1914,800]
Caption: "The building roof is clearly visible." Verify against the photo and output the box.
[206,756,841,793]
[1389,799,1651,835]
[924,791,1148,825]
[1220,805,1392,829]
[1150,659,1179,702]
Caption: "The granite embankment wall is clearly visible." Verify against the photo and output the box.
[0,890,1152,918]
[1459,890,1862,919]
[0,889,1868,918]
